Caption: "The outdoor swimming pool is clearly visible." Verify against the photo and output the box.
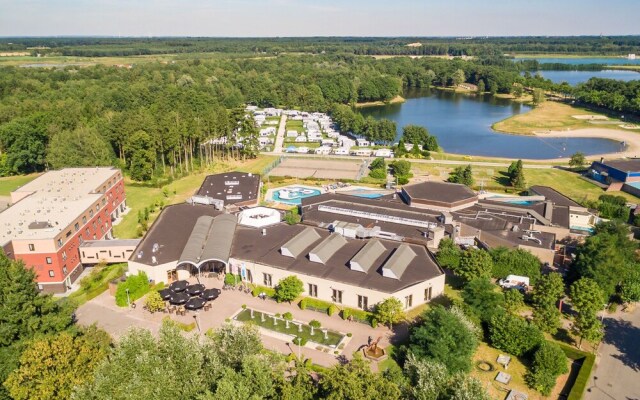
[272,186,322,205]
[488,196,538,206]
[352,193,384,199]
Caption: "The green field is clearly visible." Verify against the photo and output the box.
[0,174,41,196]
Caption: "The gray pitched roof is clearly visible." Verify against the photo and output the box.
[350,239,387,273]
[308,233,348,264]
[200,214,237,264]
[178,216,215,266]
[382,244,417,280]
[178,214,237,267]
[280,227,321,258]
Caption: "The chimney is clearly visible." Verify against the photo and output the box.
[600,157,604,163]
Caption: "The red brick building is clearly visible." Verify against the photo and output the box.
[1,168,126,293]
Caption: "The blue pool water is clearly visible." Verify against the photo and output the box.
[488,197,538,206]
[571,226,595,234]
[503,200,537,206]
[272,187,321,205]
[352,193,384,199]
[627,181,640,189]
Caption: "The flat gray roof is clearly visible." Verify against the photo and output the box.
[80,239,140,248]
[598,158,640,173]
[196,171,260,205]
[402,181,477,205]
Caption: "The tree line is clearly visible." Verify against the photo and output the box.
[2,36,639,57]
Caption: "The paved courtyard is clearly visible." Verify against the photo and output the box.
[584,307,640,400]
[76,276,394,368]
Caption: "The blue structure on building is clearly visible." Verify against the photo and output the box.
[588,158,640,184]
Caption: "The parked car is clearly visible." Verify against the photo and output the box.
[499,275,530,291]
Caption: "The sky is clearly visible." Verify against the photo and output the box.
[0,0,638,37]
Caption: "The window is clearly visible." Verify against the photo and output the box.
[62,251,67,261]
[79,236,83,245]
[46,257,52,264]
[405,295,413,309]
[74,222,79,232]
[332,289,343,304]
[357,295,368,310]
[85,228,90,236]
[82,216,87,224]
[28,243,35,251]
[98,217,102,224]
[308,283,318,297]
[57,239,62,247]
[48,270,54,277]
[66,230,71,238]
[96,204,99,211]
[425,286,433,301]
[263,273,273,287]
[38,284,43,291]
[101,198,106,206]
[89,210,93,217]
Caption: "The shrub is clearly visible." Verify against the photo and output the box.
[347,333,353,337]
[274,275,304,303]
[527,342,569,395]
[144,290,165,313]
[252,285,276,298]
[224,273,241,286]
[299,298,308,310]
[294,336,308,346]
[371,318,378,328]
[115,272,151,307]
[374,297,405,328]
[241,304,247,309]
[309,320,321,329]
[488,312,544,357]
[328,304,339,316]
[368,168,387,179]
[283,312,293,321]
[341,308,351,320]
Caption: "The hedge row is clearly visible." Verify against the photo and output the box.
[556,342,596,400]
[298,297,374,325]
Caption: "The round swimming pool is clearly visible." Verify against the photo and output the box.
[272,186,322,205]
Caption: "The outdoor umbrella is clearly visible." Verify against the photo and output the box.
[185,297,206,311]
[200,288,221,301]
[169,280,188,292]
[185,283,205,297]
[169,292,189,305]
[158,288,173,301]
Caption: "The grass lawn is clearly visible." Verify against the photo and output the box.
[286,120,305,133]
[67,263,127,306]
[411,162,640,203]
[0,174,41,196]
[492,102,626,135]
[235,308,344,347]
[114,156,277,239]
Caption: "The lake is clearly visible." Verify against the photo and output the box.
[528,70,640,85]
[359,89,623,160]
[514,57,640,65]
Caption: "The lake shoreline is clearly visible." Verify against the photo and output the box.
[355,95,405,108]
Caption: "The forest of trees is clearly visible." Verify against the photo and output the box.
[0,40,639,180]
[2,36,639,57]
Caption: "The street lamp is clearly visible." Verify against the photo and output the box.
[125,288,130,308]
[193,313,201,333]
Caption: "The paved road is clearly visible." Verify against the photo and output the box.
[584,307,640,400]
[273,114,287,154]
[262,152,557,169]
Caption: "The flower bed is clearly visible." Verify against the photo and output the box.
[234,308,344,347]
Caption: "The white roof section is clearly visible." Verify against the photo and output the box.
[381,244,417,280]
[280,227,321,258]
[308,233,347,264]
[237,207,281,228]
[0,167,119,244]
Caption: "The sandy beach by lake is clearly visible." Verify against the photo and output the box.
[534,128,640,160]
